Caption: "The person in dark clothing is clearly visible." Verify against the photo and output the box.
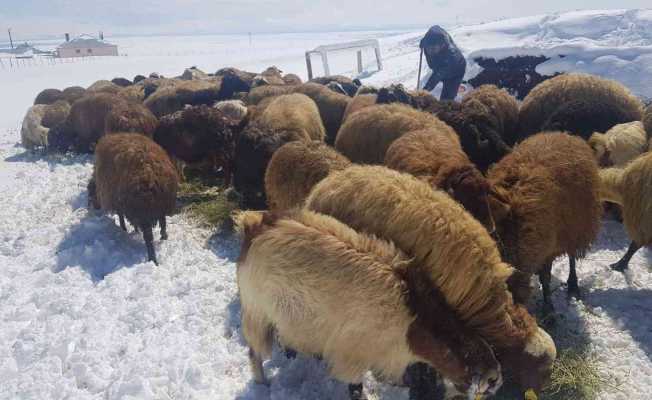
[419,25,467,100]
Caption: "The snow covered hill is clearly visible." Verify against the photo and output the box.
[2,9,652,400]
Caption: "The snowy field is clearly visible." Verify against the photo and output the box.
[2,9,652,400]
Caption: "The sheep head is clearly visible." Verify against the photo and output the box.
[403,267,503,398]
[377,84,413,106]
[444,166,496,234]
[587,133,611,166]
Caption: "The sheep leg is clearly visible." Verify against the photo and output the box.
[143,224,158,266]
[118,214,127,231]
[348,383,367,400]
[249,348,269,386]
[538,262,554,317]
[567,256,581,299]
[611,241,641,272]
[159,217,168,240]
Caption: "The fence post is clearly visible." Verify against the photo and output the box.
[357,50,363,74]
[305,52,313,80]
[374,45,383,71]
[321,51,330,77]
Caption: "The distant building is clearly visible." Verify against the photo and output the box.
[57,34,118,58]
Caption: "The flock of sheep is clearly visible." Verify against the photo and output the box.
[19,65,652,399]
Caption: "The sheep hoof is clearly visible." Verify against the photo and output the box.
[348,384,367,400]
[566,285,582,300]
[610,262,628,272]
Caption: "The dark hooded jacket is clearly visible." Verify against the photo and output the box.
[420,25,467,82]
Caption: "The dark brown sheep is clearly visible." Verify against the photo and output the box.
[34,88,64,105]
[264,141,350,211]
[111,77,133,87]
[89,133,178,265]
[41,100,71,129]
[104,101,159,138]
[426,99,511,172]
[154,105,237,185]
[215,68,255,100]
[385,128,497,232]
[64,93,157,153]
[519,74,644,141]
[462,84,520,146]
[144,79,223,118]
[488,132,602,312]
[62,86,87,104]
[133,74,147,84]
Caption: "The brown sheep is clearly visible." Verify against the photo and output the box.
[306,166,556,396]
[246,84,296,105]
[144,79,222,118]
[111,77,133,87]
[34,88,64,105]
[385,128,497,232]
[257,93,325,142]
[644,104,652,143]
[282,73,302,85]
[87,80,122,95]
[154,105,237,185]
[310,75,361,97]
[41,100,71,129]
[335,103,449,164]
[88,133,178,265]
[65,93,156,153]
[519,73,644,140]
[462,84,520,146]
[118,85,146,103]
[294,83,351,145]
[487,132,602,311]
[342,93,377,122]
[62,86,87,104]
[252,66,285,87]
[264,141,350,212]
[104,101,159,138]
[238,209,503,399]
[598,153,652,271]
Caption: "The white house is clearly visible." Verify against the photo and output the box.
[57,35,118,58]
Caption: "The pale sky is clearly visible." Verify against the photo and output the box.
[1,0,650,40]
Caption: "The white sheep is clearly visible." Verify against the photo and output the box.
[588,121,647,167]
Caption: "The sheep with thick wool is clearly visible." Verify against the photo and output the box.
[643,104,652,142]
[385,128,497,232]
[342,93,377,122]
[61,93,157,153]
[371,84,512,170]
[213,99,248,124]
[154,105,237,185]
[88,133,178,265]
[462,84,520,146]
[487,132,602,310]
[335,103,449,164]
[598,152,652,271]
[144,79,223,118]
[306,165,556,396]
[519,73,644,140]
[21,101,72,149]
[238,209,503,400]
[264,141,350,212]
[34,88,64,105]
[294,82,351,145]
[87,80,122,95]
[246,85,296,105]
[233,94,324,209]
[588,121,647,167]
[62,86,87,104]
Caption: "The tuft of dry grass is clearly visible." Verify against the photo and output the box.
[177,170,238,230]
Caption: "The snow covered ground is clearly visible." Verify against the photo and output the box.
[2,9,652,400]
